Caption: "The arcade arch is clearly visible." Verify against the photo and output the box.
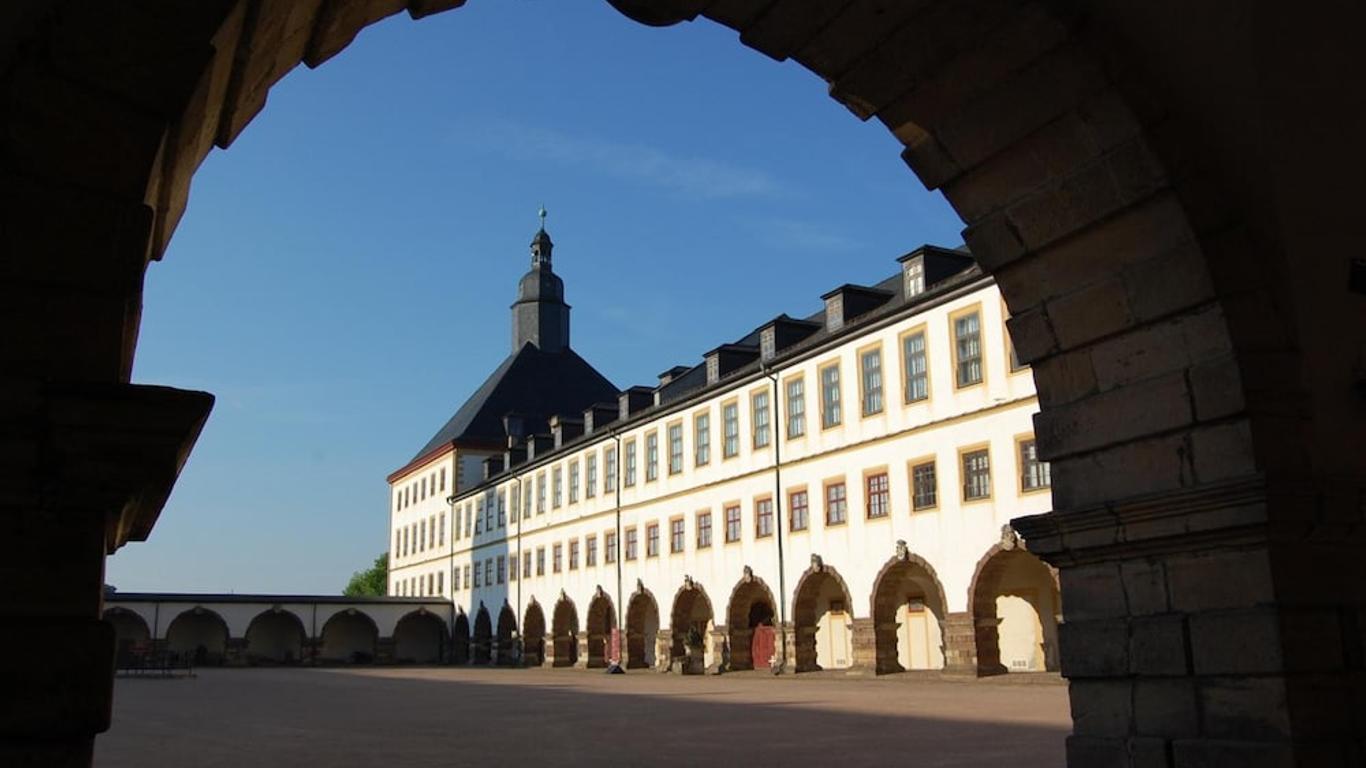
[164,608,229,666]
[969,544,1061,675]
[669,580,715,668]
[244,609,307,664]
[472,605,493,665]
[394,611,445,664]
[551,596,579,667]
[725,571,777,671]
[585,591,616,669]
[791,560,855,673]
[319,610,378,664]
[451,612,470,665]
[625,586,660,670]
[523,601,546,667]
[871,551,949,674]
[496,603,518,666]
[103,608,150,665]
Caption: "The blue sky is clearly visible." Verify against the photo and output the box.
[108,0,964,594]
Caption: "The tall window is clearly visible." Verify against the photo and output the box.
[789,490,809,531]
[420,519,426,551]
[464,564,471,589]
[569,460,580,503]
[485,559,493,588]
[645,432,659,482]
[586,453,598,498]
[511,483,521,523]
[553,543,563,573]
[510,552,518,581]
[670,518,685,553]
[752,390,771,448]
[668,423,684,475]
[474,502,483,534]
[569,539,579,570]
[646,523,659,558]
[625,528,638,560]
[962,448,992,500]
[1020,439,1051,490]
[697,511,712,548]
[694,412,711,466]
[866,472,890,518]
[755,498,773,538]
[523,551,531,581]
[536,472,546,514]
[552,466,563,508]
[954,311,983,387]
[786,377,805,438]
[523,484,532,520]
[902,331,928,403]
[820,364,842,428]
[439,467,446,492]
[912,461,938,510]
[825,482,847,525]
[473,563,481,587]
[861,348,884,415]
[723,402,739,458]
[497,492,506,528]
[625,440,637,486]
[605,531,618,563]
[453,566,460,591]
[905,258,925,297]
[439,513,445,546]
[497,555,506,584]
[586,535,597,566]
[605,446,617,492]
[536,547,545,576]
[485,494,494,531]
[725,504,741,542]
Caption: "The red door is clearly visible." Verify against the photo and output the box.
[751,625,775,670]
[609,628,622,665]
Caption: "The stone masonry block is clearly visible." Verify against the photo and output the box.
[1128,737,1173,768]
[1121,560,1171,616]
[1071,679,1135,737]
[1190,421,1256,485]
[962,212,1027,271]
[1198,676,1291,740]
[1047,278,1134,350]
[1061,563,1128,621]
[1046,433,1188,511]
[1028,348,1098,409]
[1121,240,1215,323]
[1065,736,1130,768]
[1167,548,1274,614]
[1171,739,1295,768]
[1135,679,1200,738]
[1034,371,1192,460]
[1130,615,1188,676]
[1004,307,1058,365]
[1188,354,1245,421]
[1060,619,1130,678]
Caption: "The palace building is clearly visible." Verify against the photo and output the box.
[385,220,1059,676]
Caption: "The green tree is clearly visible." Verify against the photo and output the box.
[343,552,389,597]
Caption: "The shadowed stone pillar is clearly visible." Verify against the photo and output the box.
[942,613,977,674]
[850,618,877,673]
[873,621,902,675]
[573,632,588,669]
[376,637,395,664]
[654,630,671,671]
[708,628,727,674]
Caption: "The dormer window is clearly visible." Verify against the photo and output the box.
[760,328,776,361]
[905,258,925,297]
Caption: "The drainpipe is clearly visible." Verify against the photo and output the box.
[763,364,789,675]
[612,429,625,671]
[513,474,523,665]
[445,491,457,663]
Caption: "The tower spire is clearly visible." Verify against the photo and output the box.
[530,206,553,268]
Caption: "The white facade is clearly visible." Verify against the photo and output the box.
[387,270,1059,674]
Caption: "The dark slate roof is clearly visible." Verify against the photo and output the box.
[410,343,618,461]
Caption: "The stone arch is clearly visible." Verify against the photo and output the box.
[968,543,1062,675]
[523,599,546,667]
[725,570,778,671]
[870,551,950,674]
[6,1,1356,763]
[319,609,378,664]
[669,579,715,666]
[496,602,518,666]
[451,611,470,665]
[585,589,616,669]
[164,607,229,666]
[625,585,660,670]
[472,604,492,665]
[103,608,151,666]
[244,608,307,665]
[791,559,855,673]
[551,595,579,667]
[394,610,445,664]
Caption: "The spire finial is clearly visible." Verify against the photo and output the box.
[538,205,547,231]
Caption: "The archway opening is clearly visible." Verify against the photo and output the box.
[669,583,715,668]
[551,598,578,667]
[585,593,616,669]
[451,613,470,665]
[792,566,854,673]
[472,605,493,665]
[496,604,518,666]
[523,602,546,667]
[726,577,776,671]
[102,609,151,667]
[244,610,306,665]
[164,608,229,666]
[394,611,445,664]
[319,610,378,664]
[971,548,1061,675]
[872,557,947,674]
[625,590,660,670]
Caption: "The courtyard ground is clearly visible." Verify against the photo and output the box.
[95,666,1069,767]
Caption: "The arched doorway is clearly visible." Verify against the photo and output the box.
[585,590,615,669]
[496,603,518,666]
[792,560,855,672]
[871,551,949,674]
[669,580,715,668]
[472,604,492,664]
[244,609,306,665]
[451,612,470,665]
[523,601,546,667]
[625,586,660,670]
[726,571,777,671]
[970,543,1061,675]
[319,610,378,664]
[551,596,579,667]
[164,608,229,666]
[103,608,150,666]
[394,611,445,664]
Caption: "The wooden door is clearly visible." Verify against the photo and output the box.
[751,625,775,670]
